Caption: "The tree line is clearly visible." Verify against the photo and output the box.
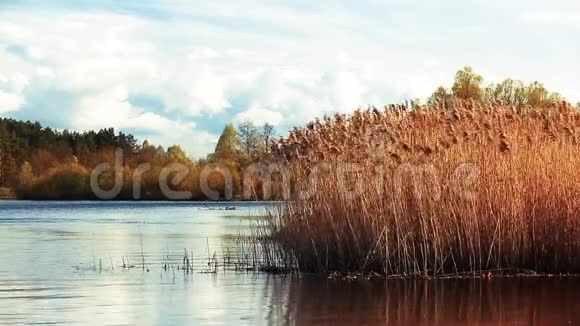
[0,117,280,200]
[427,66,575,110]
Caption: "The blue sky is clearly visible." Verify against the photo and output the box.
[0,0,579,156]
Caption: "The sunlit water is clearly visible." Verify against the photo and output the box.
[0,201,579,325]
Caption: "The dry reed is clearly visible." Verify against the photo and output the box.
[266,100,580,277]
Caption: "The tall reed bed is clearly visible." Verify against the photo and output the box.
[267,101,580,276]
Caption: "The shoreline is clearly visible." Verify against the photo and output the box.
[261,270,580,281]
[0,197,279,202]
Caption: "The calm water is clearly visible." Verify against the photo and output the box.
[0,201,579,325]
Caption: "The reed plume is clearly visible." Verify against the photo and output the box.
[267,101,580,277]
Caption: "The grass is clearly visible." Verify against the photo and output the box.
[75,234,290,275]
[264,100,580,277]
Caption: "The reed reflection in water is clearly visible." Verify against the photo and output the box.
[269,277,580,325]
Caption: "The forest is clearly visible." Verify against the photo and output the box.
[0,116,277,200]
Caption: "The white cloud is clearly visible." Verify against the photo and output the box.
[159,57,231,116]
[72,86,217,155]
[235,108,283,126]
[0,6,455,124]
[1,0,580,155]
[0,90,25,113]
[0,73,29,113]
[520,11,580,25]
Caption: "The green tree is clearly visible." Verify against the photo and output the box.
[212,123,242,161]
[167,145,188,162]
[452,66,484,101]
[215,123,240,154]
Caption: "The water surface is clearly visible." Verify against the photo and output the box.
[0,201,578,325]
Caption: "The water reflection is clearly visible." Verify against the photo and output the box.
[0,201,578,325]
[273,277,580,325]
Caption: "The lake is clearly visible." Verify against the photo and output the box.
[0,201,579,325]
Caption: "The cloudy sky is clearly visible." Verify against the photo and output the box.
[0,0,579,156]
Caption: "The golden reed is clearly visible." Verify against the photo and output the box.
[265,100,580,277]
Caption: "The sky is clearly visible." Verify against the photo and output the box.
[0,0,579,157]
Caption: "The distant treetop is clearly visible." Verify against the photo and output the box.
[429,66,563,109]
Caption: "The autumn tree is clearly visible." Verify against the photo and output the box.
[452,66,484,101]
[261,123,276,154]
[483,79,525,105]
[429,67,564,109]
[29,149,58,175]
[167,145,189,163]
[428,86,454,107]
[238,120,260,158]
[483,79,562,108]
[18,161,35,188]
[527,81,562,107]
[156,145,166,159]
